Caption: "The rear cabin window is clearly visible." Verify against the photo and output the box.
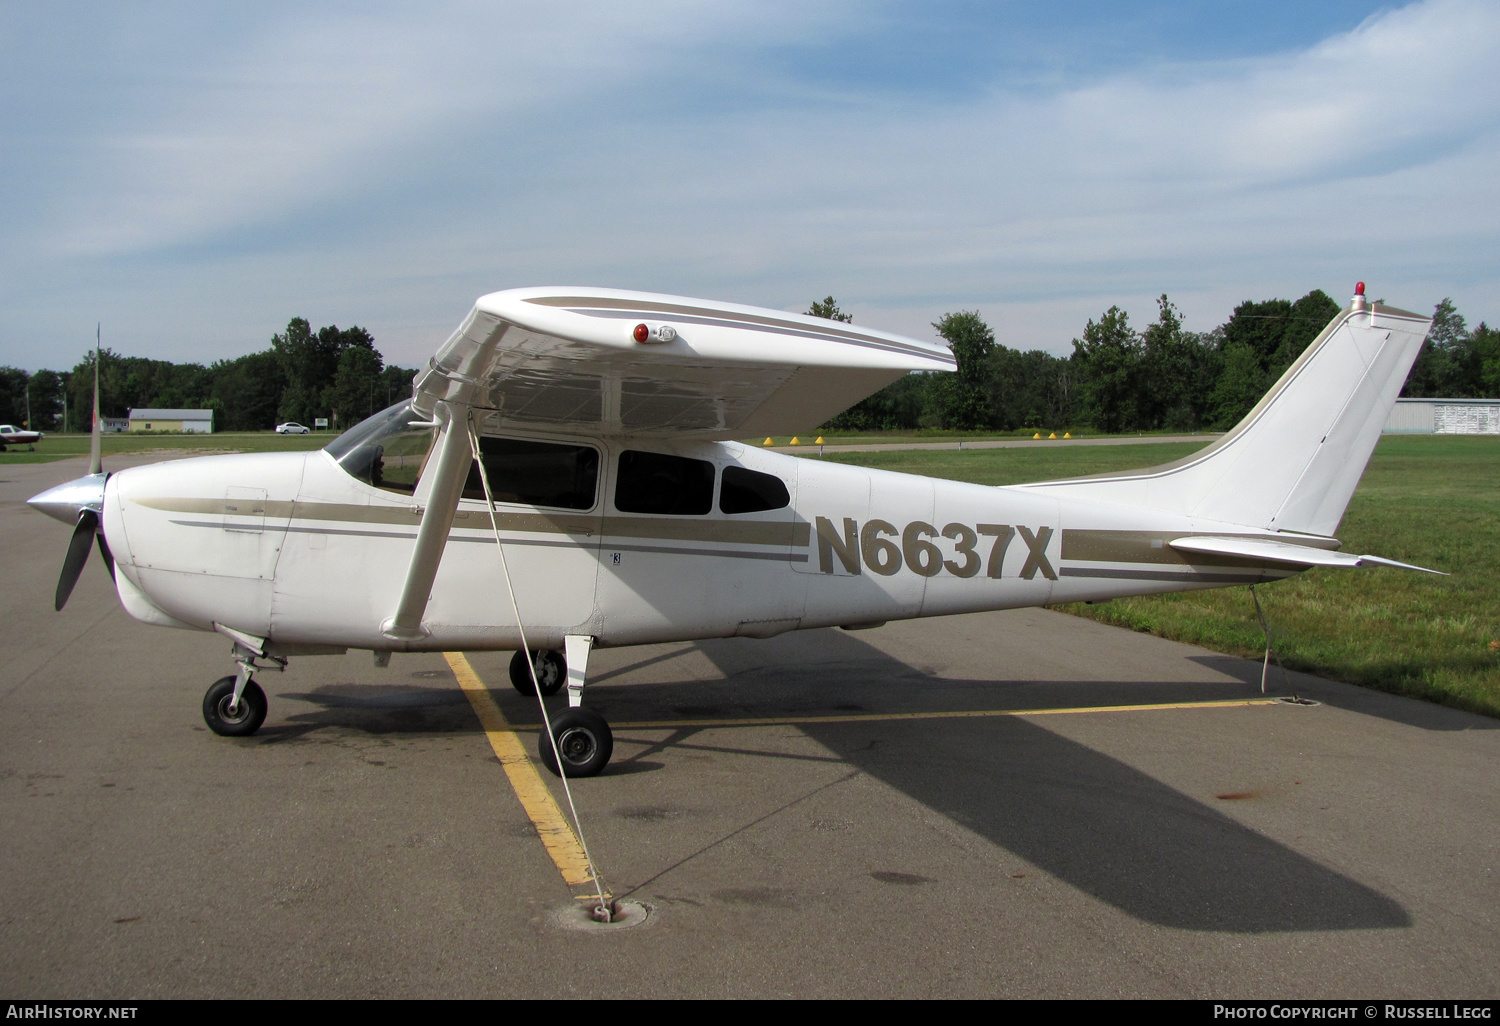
[719,466,790,514]
[615,450,714,515]
[463,437,599,510]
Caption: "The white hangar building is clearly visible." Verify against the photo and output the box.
[127,408,215,434]
[1383,398,1500,435]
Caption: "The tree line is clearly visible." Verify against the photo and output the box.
[0,318,417,433]
[812,292,1500,433]
[2,295,1495,436]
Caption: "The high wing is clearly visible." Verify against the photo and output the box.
[411,287,954,439]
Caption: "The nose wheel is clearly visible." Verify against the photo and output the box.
[202,634,283,738]
[203,675,267,736]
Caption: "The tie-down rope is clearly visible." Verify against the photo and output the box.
[466,417,612,920]
[1249,585,1290,695]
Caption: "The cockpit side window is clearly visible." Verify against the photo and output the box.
[463,437,599,510]
[325,401,436,496]
[615,450,714,515]
[719,466,790,514]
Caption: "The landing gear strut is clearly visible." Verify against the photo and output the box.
[531,635,613,777]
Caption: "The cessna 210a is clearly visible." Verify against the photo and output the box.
[29,284,1438,777]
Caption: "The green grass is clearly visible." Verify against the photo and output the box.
[0,431,329,464]
[804,441,1206,483]
[807,435,1500,718]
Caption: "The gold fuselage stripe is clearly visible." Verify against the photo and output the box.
[134,496,811,547]
[134,499,1337,575]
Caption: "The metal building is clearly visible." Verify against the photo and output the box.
[1383,398,1500,434]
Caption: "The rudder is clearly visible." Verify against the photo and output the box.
[1024,289,1432,537]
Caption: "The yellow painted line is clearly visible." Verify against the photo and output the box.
[444,652,607,901]
[506,697,1280,732]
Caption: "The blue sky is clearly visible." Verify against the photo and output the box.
[2,0,1496,371]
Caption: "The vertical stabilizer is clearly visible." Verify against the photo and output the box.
[1023,288,1432,537]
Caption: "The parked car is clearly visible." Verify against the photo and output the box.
[275,422,311,434]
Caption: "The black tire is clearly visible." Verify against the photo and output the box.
[538,708,613,777]
[202,676,268,737]
[509,649,565,697]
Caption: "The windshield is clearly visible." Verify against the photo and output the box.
[324,401,437,495]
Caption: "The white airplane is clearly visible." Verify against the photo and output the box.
[0,424,44,450]
[29,283,1439,777]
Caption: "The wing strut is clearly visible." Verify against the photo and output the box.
[381,401,472,641]
[464,416,613,920]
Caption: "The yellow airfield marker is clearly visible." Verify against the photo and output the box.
[1048,432,1057,439]
[762,437,774,446]
[1064,432,1072,439]
[506,697,1281,732]
[445,652,608,901]
[789,436,800,445]
[815,436,824,444]
[1032,432,1041,439]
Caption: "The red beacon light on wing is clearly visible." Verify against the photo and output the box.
[632,323,677,344]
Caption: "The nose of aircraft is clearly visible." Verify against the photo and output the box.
[29,472,115,611]
[28,472,108,525]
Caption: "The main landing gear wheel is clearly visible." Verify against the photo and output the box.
[510,649,565,697]
[539,708,613,778]
[202,676,268,737]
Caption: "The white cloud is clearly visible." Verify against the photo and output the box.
[3,0,1498,369]
[42,2,860,258]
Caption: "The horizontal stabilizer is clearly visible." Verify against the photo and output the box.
[1168,536,1445,575]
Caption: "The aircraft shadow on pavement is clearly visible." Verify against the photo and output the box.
[674,630,1411,935]
[267,631,1410,934]
[272,682,479,739]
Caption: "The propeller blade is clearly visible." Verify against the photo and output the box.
[89,326,102,476]
[97,530,116,582]
[56,510,99,611]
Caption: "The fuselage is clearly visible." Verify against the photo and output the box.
[0,425,43,446]
[99,427,1299,656]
